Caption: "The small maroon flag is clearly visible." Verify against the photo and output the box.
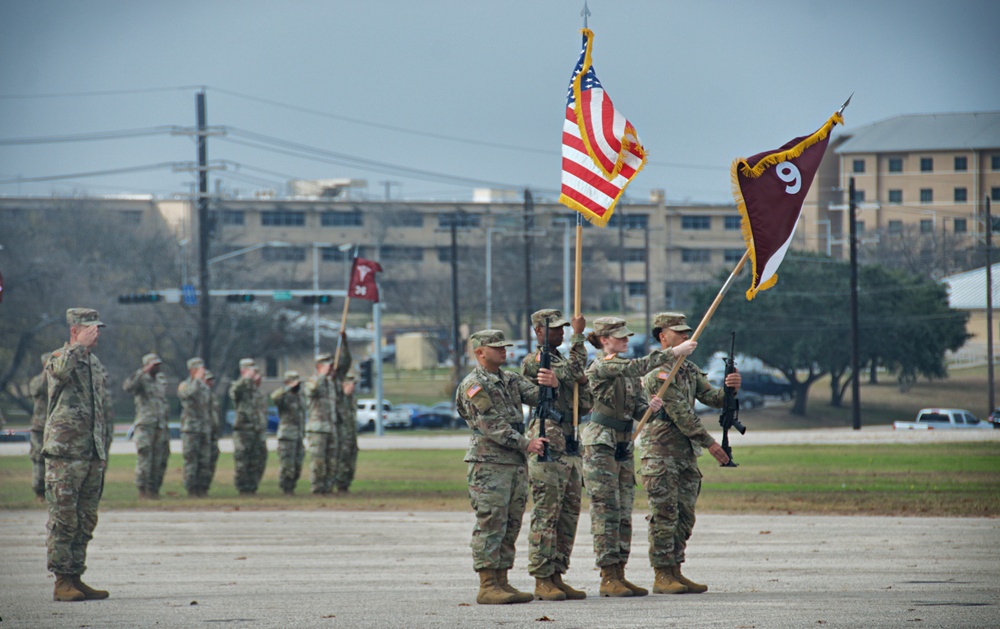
[732,110,844,300]
[348,257,383,302]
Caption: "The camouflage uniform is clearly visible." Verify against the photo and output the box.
[29,353,51,499]
[205,372,221,487]
[178,359,213,496]
[304,355,338,494]
[271,371,306,494]
[334,375,358,493]
[583,318,673,571]
[122,354,169,497]
[456,330,545,574]
[639,314,725,571]
[520,310,592,581]
[229,360,268,494]
[43,309,109,580]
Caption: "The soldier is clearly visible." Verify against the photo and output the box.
[334,373,359,493]
[178,357,213,497]
[44,308,111,602]
[123,353,169,499]
[521,309,591,601]
[204,370,222,489]
[304,354,337,495]
[583,316,695,597]
[639,312,741,594]
[29,352,52,502]
[229,358,268,495]
[456,329,557,606]
[271,370,306,495]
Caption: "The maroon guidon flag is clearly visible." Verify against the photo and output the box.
[731,109,845,300]
[348,257,383,302]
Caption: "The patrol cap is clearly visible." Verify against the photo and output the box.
[66,308,105,327]
[186,357,204,370]
[531,308,570,329]
[315,353,334,365]
[283,370,301,384]
[239,358,256,370]
[653,312,693,333]
[142,353,162,367]
[592,316,634,338]
[470,329,514,349]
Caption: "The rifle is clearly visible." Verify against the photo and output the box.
[532,317,562,462]
[719,331,746,467]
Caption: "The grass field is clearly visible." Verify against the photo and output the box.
[3,442,998,516]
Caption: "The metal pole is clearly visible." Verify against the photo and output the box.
[644,221,651,349]
[986,196,995,415]
[450,214,461,392]
[849,177,861,430]
[524,189,534,343]
[619,208,626,316]
[486,218,493,329]
[374,300,385,437]
[313,243,320,357]
[196,90,211,367]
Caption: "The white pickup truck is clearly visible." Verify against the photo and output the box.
[355,399,411,431]
[892,408,993,430]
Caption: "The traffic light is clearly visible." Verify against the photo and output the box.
[359,358,374,390]
[302,295,335,305]
[118,293,163,304]
[226,294,256,303]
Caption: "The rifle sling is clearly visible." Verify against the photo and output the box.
[590,410,632,433]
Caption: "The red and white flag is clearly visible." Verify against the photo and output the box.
[558,28,646,227]
[348,257,383,302]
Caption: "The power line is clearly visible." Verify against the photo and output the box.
[0,85,204,99]
[0,162,178,185]
[0,126,181,146]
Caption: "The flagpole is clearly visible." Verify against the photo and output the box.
[631,249,750,442]
[333,256,356,369]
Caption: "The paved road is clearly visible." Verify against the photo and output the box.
[1,510,997,628]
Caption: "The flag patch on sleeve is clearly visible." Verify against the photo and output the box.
[657,371,669,380]
[466,384,482,398]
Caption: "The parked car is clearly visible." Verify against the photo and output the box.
[356,398,411,431]
[126,422,183,440]
[222,407,280,435]
[396,403,453,429]
[0,429,31,443]
[695,390,764,414]
[738,371,794,401]
[429,401,464,429]
[893,408,992,430]
[989,408,1000,429]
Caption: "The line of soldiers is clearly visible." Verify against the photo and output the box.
[456,308,741,605]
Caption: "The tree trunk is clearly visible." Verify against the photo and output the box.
[868,360,879,385]
[791,381,810,416]
[829,372,843,407]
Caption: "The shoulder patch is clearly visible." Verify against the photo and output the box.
[657,370,670,380]
[466,384,482,398]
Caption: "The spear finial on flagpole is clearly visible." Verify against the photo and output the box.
[838,93,854,116]
[581,1,591,28]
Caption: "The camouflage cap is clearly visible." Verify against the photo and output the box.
[186,357,204,370]
[283,370,301,384]
[66,308,104,327]
[470,329,514,349]
[239,358,256,370]
[531,308,570,329]
[142,353,162,367]
[653,312,693,333]
[592,316,634,338]
[315,353,334,365]
[203,369,215,381]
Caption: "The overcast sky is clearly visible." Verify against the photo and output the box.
[1,0,998,205]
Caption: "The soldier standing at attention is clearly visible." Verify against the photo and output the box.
[29,352,52,502]
[456,329,557,606]
[521,309,591,601]
[123,353,169,500]
[304,354,337,495]
[204,370,222,491]
[44,308,111,602]
[583,317,696,598]
[271,370,306,495]
[639,312,740,594]
[178,357,212,497]
[229,359,268,495]
[334,373,359,493]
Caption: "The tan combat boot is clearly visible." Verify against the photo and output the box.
[534,576,567,601]
[476,570,518,605]
[652,566,688,594]
[673,564,708,593]
[616,563,648,597]
[599,565,633,597]
[496,569,533,603]
[53,574,84,602]
[552,572,586,600]
[73,575,110,600]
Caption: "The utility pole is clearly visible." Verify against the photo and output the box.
[849,177,861,430]
[619,206,626,317]
[986,196,995,415]
[524,189,534,343]
[450,212,462,392]
[644,221,651,349]
[196,90,211,367]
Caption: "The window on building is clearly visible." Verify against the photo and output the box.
[856,220,865,234]
[954,187,968,203]
[681,249,711,263]
[888,189,902,204]
[438,213,481,229]
[392,212,424,228]
[852,159,865,173]
[607,248,647,263]
[920,189,933,204]
[853,189,866,203]
[381,246,423,262]
[261,210,305,227]
[119,210,142,224]
[321,211,363,227]
[888,158,903,173]
[724,215,742,230]
[920,219,933,234]
[954,156,968,172]
[606,213,649,229]
[681,215,710,230]
[219,210,245,225]
[920,157,933,172]
[888,220,903,235]
[954,218,968,233]
[626,281,647,297]
[265,357,278,379]
[321,246,350,262]
[992,155,1000,170]
[262,246,306,262]
[723,249,743,263]
[993,187,1000,201]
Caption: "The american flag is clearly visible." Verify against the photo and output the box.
[558,28,647,227]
